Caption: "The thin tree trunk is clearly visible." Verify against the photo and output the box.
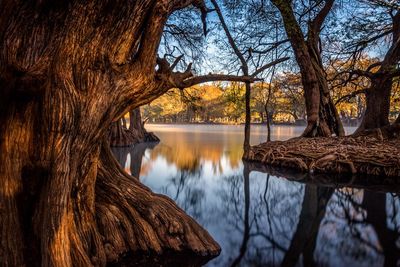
[265,109,272,142]
[230,165,251,267]
[265,66,276,142]
[244,81,252,155]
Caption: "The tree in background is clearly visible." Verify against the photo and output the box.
[211,0,289,153]
[331,1,400,132]
[270,0,344,137]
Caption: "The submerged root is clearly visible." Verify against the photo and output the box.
[245,135,400,177]
[95,144,220,266]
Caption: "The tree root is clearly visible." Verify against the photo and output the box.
[95,145,220,266]
[245,135,400,177]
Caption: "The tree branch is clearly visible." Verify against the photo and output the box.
[210,0,248,71]
[251,57,290,77]
[180,74,261,88]
[250,39,290,54]
[335,88,368,105]
[309,0,335,35]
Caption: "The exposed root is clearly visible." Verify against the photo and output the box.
[245,135,400,177]
[95,144,220,266]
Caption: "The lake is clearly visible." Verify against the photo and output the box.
[111,124,400,267]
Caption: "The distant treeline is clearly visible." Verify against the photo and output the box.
[143,62,400,125]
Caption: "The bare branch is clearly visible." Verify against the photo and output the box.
[309,0,335,35]
[251,57,290,77]
[181,74,261,88]
[250,39,290,54]
[210,0,248,72]
[170,54,184,70]
[335,88,369,105]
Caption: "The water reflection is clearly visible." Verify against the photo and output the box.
[111,142,158,178]
[111,125,400,267]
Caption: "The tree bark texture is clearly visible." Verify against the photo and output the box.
[356,11,400,132]
[356,78,392,131]
[271,0,344,137]
[0,1,220,266]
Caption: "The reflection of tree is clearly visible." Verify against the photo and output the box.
[110,145,400,267]
[281,185,334,267]
[147,130,244,173]
[213,163,304,267]
[230,165,250,267]
[161,168,206,220]
[111,142,158,178]
[237,162,400,266]
[362,190,400,267]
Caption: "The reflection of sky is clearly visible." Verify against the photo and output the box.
[112,125,399,267]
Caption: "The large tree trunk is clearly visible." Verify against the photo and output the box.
[271,0,344,137]
[355,11,400,133]
[129,108,159,143]
[109,119,137,147]
[108,108,159,147]
[356,78,392,132]
[0,1,220,266]
[303,52,344,137]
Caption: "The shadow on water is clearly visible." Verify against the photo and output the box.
[112,131,400,267]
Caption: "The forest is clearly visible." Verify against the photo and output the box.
[1,0,400,266]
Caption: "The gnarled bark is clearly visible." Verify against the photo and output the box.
[0,1,220,266]
[109,118,137,147]
[356,78,392,132]
[96,144,220,266]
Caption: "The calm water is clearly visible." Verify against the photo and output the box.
[112,124,400,267]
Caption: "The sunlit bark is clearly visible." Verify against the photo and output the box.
[0,1,221,265]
